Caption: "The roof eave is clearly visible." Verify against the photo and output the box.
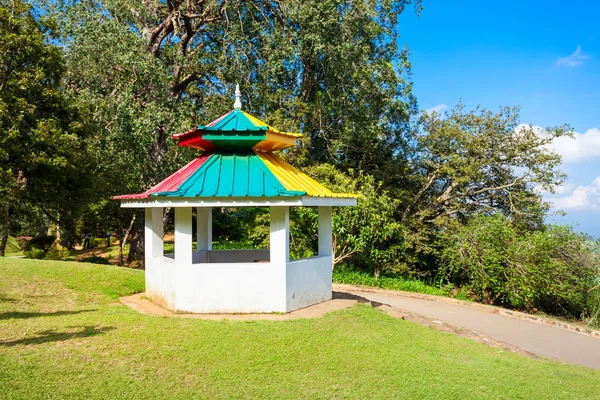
[119,195,357,208]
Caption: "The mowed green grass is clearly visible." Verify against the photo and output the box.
[0,259,599,399]
[4,236,23,257]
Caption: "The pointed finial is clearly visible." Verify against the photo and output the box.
[234,84,242,110]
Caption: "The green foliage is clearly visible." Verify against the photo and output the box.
[401,106,572,274]
[587,284,600,327]
[212,240,256,250]
[28,235,56,251]
[333,265,458,298]
[23,248,45,259]
[0,0,94,251]
[45,244,70,261]
[440,214,600,319]
[6,236,24,254]
[79,255,111,265]
[308,164,405,278]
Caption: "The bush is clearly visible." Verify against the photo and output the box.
[332,264,464,298]
[23,248,45,259]
[304,165,405,278]
[440,214,600,319]
[16,236,32,251]
[45,245,70,261]
[212,240,255,250]
[29,235,56,251]
[79,255,111,265]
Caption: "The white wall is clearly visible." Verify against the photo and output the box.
[145,257,176,309]
[175,262,287,313]
[285,256,332,312]
[145,256,332,313]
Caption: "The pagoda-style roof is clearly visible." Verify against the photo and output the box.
[173,109,302,152]
[115,85,357,205]
[114,150,356,200]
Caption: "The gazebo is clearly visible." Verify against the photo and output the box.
[115,86,357,313]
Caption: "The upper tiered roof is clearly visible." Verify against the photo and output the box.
[114,85,357,203]
[173,85,302,152]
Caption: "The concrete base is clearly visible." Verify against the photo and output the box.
[146,250,332,313]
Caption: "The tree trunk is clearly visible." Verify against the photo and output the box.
[374,266,381,281]
[117,219,124,265]
[0,204,9,256]
[126,212,145,265]
[59,213,78,250]
[0,235,7,257]
[120,213,137,265]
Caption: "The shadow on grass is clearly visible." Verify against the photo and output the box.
[0,309,97,320]
[1,325,115,347]
[0,296,17,303]
[333,291,388,308]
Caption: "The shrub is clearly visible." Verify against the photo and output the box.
[29,235,56,251]
[440,214,600,319]
[45,245,70,261]
[212,240,255,250]
[24,248,46,259]
[88,237,98,249]
[79,255,111,265]
[333,264,460,298]
[587,284,600,326]
[304,164,405,278]
[16,236,32,251]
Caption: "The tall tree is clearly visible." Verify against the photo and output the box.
[0,0,91,254]
[400,105,570,270]
[48,0,420,263]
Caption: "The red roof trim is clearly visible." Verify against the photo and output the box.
[113,154,212,200]
[172,111,234,140]
[177,131,216,151]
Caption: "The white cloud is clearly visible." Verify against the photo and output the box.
[549,128,600,163]
[556,45,589,67]
[552,177,600,210]
[425,104,448,114]
[517,125,600,164]
[537,182,575,195]
[554,183,575,195]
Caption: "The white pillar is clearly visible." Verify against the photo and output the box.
[175,207,193,264]
[318,206,333,257]
[196,207,212,251]
[145,207,163,260]
[270,206,289,264]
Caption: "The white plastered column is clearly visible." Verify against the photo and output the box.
[145,207,164,260]
[175,207,193,264]
[270,206,289,264]
[196,207,212,251]
[318,206,333,257]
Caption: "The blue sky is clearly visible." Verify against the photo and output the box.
[398,0,600,236]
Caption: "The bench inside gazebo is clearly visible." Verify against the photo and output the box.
[115,86,357,313]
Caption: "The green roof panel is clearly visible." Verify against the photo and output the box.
[198,109,267,133]
[153,151,306,198]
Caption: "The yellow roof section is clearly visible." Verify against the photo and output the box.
[256,151,359,198]
[242,111,303,139]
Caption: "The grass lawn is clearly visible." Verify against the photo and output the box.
[4,236,23,257]
[1,258,599,399]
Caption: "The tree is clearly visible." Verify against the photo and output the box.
[307,164,404,279]
[0,0,92,254]
[48,0,420,264]
[440,214,600,319]
[400,105,570,268]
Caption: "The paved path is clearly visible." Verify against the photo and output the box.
[336,285,600,370]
